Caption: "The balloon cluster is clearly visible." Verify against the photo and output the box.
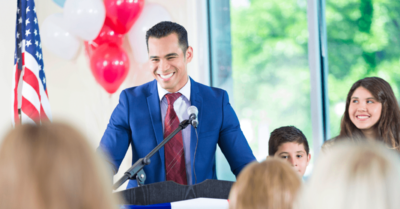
[43,0,171,94]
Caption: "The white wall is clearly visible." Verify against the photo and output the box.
[0,0,209,190]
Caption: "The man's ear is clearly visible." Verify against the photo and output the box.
[185,46,193,63]
[307,153,311,164]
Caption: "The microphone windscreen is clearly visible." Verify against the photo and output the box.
[187,106,198,115]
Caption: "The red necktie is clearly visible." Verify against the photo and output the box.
[164,93,187,185]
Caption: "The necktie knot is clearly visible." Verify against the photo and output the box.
[165,93,182,106]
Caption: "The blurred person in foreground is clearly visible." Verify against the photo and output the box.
[0,122,119,209]
[229,158,302,209]
[268,126,311,177]
[324,77,400,151]
[295,140,400,209]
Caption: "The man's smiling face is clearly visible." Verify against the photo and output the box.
[148,33,193,93]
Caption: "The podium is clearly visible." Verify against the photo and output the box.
[114,179,234,205]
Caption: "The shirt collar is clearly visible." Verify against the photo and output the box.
[157,77,191,102]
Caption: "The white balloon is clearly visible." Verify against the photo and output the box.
[42,13,81,60]
[63,0,105,41]
[128,3,172,63]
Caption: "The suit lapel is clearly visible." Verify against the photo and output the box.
[189,78,203,184]
[146,80,165,166]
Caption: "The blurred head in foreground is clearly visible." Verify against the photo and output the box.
[295,140,400,209]
[268,126,311,176]
[0,122,119,209]
[229,158,302,209]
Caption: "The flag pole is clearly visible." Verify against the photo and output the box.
[18,109,21,124]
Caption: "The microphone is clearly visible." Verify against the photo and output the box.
[188,106,199,184]
[187,106,199,128]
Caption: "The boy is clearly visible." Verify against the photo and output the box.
[268,126,311,176]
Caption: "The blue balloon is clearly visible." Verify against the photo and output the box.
[53,0,66,8]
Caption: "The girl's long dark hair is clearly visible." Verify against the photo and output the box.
[338,77,400,150]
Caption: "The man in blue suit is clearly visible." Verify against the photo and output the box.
[99,21,255,189]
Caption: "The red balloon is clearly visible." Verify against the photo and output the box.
[84,23,124,57]
[94,23,124,46]
[90,43,130,94]
[104,0,145,34]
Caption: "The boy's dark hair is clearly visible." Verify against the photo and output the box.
[268,126,309,156]
[146,21,189,53]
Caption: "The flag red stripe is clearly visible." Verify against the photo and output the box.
[23,67,40,100]
[21,97,40,123]
[40,105,49,122]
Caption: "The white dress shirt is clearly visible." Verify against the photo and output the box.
[157,78,192,185]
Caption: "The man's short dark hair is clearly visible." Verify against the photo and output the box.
[146,21,188,52]
[268,126,309,156]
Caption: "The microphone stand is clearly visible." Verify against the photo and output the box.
[113,119,192,190]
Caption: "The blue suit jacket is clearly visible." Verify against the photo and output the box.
[99,78,255,188]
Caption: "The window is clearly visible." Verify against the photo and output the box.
[209,0,314,180]
[326,0,400,136]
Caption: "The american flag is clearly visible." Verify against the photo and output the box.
[12,0,51,126]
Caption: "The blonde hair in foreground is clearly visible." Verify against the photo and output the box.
[0,122,119,209]
[295,140,400,209]
[229,158,302,209]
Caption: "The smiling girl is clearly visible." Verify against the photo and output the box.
[335,77,400,150]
